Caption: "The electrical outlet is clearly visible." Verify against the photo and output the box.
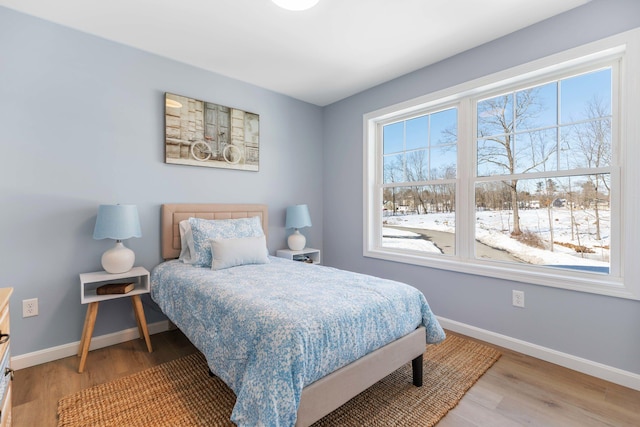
[23,298,38,317]
[512,290,525,308]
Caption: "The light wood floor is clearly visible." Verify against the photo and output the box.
[12,329,640,426]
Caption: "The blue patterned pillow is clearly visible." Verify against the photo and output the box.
[188,216,265,267]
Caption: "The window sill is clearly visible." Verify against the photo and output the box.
[364,247,637,301]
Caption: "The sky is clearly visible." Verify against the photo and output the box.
[382,67,612,184]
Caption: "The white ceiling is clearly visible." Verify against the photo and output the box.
[0,0,590,106]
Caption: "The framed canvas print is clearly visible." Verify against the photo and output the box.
[164,93,259,171]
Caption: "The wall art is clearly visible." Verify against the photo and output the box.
[165,93,259,171]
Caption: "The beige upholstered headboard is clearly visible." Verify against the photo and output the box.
[161,203,269,260]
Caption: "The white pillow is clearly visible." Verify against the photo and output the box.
[210,235,270,270]
[189,216,265,267]
[178,220,195,264]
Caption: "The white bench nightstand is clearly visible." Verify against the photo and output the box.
[276,248,321,264]
[78,266,152,373]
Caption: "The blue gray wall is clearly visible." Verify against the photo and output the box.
[0,7,323,356]
[322,0,640,374]
[1,0,639,377]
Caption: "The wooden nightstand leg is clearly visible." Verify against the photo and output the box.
[131,295,153,352]
[77,303,92,357]
[78,302,99,373]
[133,301,143,338]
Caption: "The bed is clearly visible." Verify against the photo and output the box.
[151,203,446,427]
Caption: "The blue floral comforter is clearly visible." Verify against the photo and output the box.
[151,257,445,427]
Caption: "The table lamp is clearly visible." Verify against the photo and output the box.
[93,204,142,273]
[285,204,312,251]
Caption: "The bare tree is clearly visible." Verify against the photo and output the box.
[383,155,403,215]
[405,151,429,213]
[476,88,557,235]
[556,175,577,241]
[405,150,427,182]
[571,97,611,241]
[545,179,556,251]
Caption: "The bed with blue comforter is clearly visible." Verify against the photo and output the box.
[151,256,445,427]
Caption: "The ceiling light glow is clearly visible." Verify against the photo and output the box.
[271,0,320,11]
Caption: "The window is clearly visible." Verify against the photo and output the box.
[382,108,458,254]
[475,68,612,273]
[364,29,640,300]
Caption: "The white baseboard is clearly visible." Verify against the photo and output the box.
[437,316,640,392]
[10,320,171,371]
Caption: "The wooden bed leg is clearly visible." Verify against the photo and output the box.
[412,354,423,387]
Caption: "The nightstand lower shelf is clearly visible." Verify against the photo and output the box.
[276,248,321,264]
[77,294,153,373]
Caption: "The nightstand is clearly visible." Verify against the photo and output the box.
[78,266,153,373]
[276,248,321,264]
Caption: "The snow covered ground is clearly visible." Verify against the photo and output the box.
[383,207,610,267]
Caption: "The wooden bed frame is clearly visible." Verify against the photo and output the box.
[160,203,426,427]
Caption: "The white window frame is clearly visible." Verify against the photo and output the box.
[363,28,640,300]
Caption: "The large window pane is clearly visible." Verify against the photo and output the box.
[383,107,458,184]
[478,68,611,178]
[474,174,610,273]
[382,185,456,255]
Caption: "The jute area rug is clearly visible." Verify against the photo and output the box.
[58,335,501,427]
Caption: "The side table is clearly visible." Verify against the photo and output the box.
[276,248,321,264]
[77,266,153,373]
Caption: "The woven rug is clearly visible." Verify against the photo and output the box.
[58,334,500,427]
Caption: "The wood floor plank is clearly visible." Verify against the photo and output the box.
[482,353,638,426]
[462,382,504,410]
[437,412,478,427]
[11,329,640,427]
[442,397,523,427]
